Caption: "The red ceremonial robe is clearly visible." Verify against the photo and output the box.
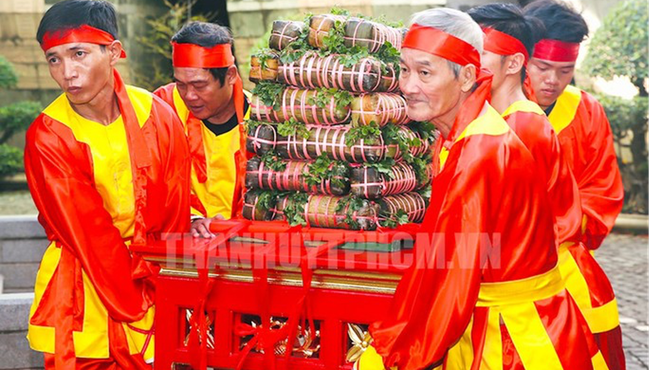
[369,76,604,370]
[25,70,191,369]
[546,86,624,250]
[503,101,626,370]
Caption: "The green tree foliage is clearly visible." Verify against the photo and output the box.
[0,56,18,88]
[0,57,42,179]
[582,0,649,214]
[0,145,23,179]
[131,0,210,91]
[583,0,648,91]
[0,102,42,144]
[595,93,649,213]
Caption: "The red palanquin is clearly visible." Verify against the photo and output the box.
[132,219,419,370]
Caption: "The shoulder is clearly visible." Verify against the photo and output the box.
[504,107,554,137]
[153,82,177,103]
[456,105,510,150]
[27,100,77,149]
[460,109,533,168]
[25,112,90,171]
[571,88,610,131]
[125,85,178,125]
[578,89,607,114]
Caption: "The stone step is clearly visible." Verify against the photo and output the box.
[0,293,43,370]
[0,217,47,293]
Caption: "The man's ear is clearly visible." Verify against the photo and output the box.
[459,65,477,93]
[226,65,239,86]
[107,40,123,66]
[506,53,526,77]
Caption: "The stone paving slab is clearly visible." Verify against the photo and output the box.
[596,233,649,370]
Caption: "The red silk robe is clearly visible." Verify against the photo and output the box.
[502,100,582,245]
[369,79,602,370]
[25,70,190,369]
[154,82,251,219]
[503,101,625,370]
[546,86,623,250]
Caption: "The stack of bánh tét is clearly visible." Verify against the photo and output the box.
[244,10,438,230]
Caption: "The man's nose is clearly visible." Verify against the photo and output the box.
[62,60,78,80]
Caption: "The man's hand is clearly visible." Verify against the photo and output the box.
[190,214,225,238]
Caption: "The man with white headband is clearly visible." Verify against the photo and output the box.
[354,8,604,370]
[470,4,625,370]
[155,22,251,238]
[25,0,191,368]
[524,1,625,369]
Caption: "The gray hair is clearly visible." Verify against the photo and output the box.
[410,8,483,78]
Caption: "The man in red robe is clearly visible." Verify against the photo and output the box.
[354,8,605,370]
[154,22,251,238]
[25,1,190,368]
[524,0,624,252]
[469,4,625,369]
[524,2,626,367]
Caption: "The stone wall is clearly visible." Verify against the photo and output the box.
[0,0,157,95]
[0,216,46,370]
[0,216,47,294]
[0,293,41,370]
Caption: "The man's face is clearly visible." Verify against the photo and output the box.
[173,67,233,121]
[527,58,575,110]
[399,48,464,125]
[45,42,114,106]
[480,50,507,91]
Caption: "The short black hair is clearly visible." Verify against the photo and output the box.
[523,0,589,43]
[171,21,233,86]
[468,3,545,82]
[37,0,119,45]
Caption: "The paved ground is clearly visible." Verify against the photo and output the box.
[597,233,649,369]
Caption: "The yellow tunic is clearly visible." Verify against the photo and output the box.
[171,86,250,219]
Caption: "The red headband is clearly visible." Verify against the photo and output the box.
[532,39,580,62]
[171,42,234,68]
[40,25,126,58]
[402,24,481,73]
[483,27,529,63]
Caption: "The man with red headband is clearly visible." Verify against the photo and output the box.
[353,8,605,370]
[25,0,190,368]
[154,22,250,238]
[524,0,624,253]
[470,4,625,370]
[525,1,626,367]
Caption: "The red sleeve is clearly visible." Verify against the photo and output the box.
[370,139,495,370]
[547,132,583,245]
[25,116,151,322]
[578,95,624,249]
[150,95,192,235]
[153,84,209,219]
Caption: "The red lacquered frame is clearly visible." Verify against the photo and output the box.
[132,219,416,370]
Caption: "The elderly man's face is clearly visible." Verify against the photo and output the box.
[399,48,464,126]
